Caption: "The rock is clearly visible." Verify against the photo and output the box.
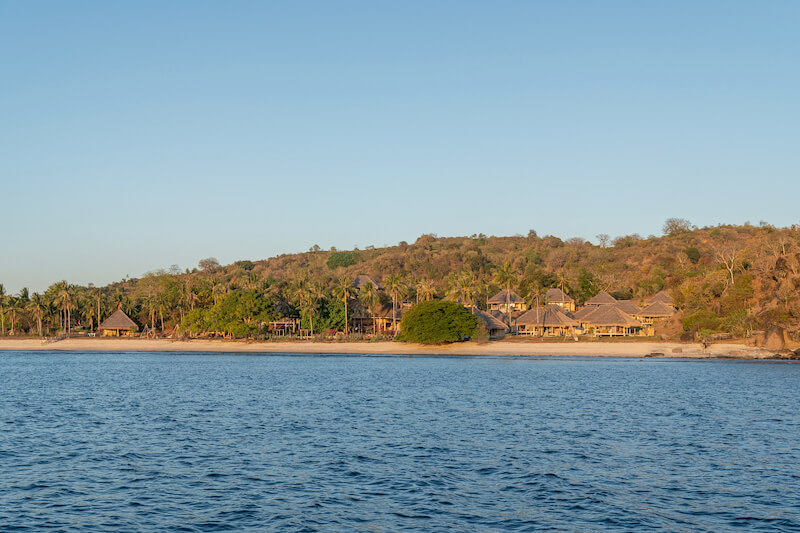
[764,326,787,351]
[660,334,669,341]
[679,331,694,342]
[672,347,683,354]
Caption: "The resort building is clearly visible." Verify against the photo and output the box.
[647,290,674,307]
[636,301,676,336]
[584,291,618,307]
[352,274,384,291]
[613,300,640,316]
[516,305,579,336]
[468,306,509,339]
[546,288,575,312]
[488,289,528,314]
[579,305,642,336]
[97,309,138,337]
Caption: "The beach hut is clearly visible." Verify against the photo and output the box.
[580,305,642,336]
[584,291,617,306]
[516,305,579,336]
[636,301,676,335]
[468,306,509,339]
[352,274,384,291]
[373,304,403,333]
[488,289,528,314]
[613,300,641,316]
[546,288,575,312]
[647,290,674,307]
[97,308,138,337]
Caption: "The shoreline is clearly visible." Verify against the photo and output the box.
[0,337,781,359]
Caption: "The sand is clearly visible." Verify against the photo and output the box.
[0,337,777,358]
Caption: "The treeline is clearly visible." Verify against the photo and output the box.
[2,219,800,341]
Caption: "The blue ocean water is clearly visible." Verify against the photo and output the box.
[1,352,799,532]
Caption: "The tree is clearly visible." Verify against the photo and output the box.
[397,301,479,344]
[333,276,353,334]
[198,257,220,272]
[493,261,516,327]
[384,274,404,335]
[28,294,44,336]
[0,283,5,336]
[416,278,437,303]
[358,282,380,332]
[715,244,742,285]
[596,234,610,248]
[327,251,359,270]
[663,218,693,236]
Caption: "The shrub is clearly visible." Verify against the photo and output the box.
[326,251,360,270]
[396,300,479,344]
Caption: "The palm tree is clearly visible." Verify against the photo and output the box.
[384,274,404,334]
[28,294,44,337]
[52,281,73,334]
[416,278,436,302]
[333,276,353,334]
[7,296,20,335]
[493,262,517,327]
[0,283,6,336]
[358,282,380,333]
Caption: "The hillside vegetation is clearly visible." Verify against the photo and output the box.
[3,220,800,342]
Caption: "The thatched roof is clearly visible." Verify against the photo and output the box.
[637,301,676,318]
[584,291,617,305]
[488,289,525,304]
[582,306,641,327]
[516,305,579,328]
[469,306,509,334]
[613,300,640,315]
[373,304,403,319]
[98,309,138,331]
[648,290,674,306]
[572,306,598,321]
[546,288,573,304]
[353,274,384,291]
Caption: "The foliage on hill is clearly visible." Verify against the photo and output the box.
[396,301,479,344]
[3,221,800,341]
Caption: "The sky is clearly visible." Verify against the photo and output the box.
[1,1,799,293]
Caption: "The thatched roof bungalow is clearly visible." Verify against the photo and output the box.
[488,289,528,313]
[98,309,138,337]
[546,288,575,312]
[613,300,640,315]
[635,301,676,335]
[352,274,384,291]
[584,291,617,306]
[647,290,674,307]
[580,305,641,336]
[517,305,579,336]
[469,306,508,339]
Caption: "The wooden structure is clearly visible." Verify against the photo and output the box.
[516,305,579,336]
[268,318,300,336]
[468,306,508,339]
[579,305,642,336]
[584,291,618,306]
[613,300,641,316]
[352,274,384,291]
[97,309,138,337]
[546,288,575,312]
[488,289,528,314]
[635,301,676,335]
[647,290,674,307]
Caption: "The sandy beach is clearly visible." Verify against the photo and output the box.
[0,337,780,358]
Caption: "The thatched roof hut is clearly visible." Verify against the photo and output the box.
[648,290,674,306]
[468,306,508,338]
[613,300,640,315]
[584,291,617,306]
[352,274,384,291]
[98,309,138,337]
[582,306,641,327]
[488,289,525,304]
[517,305,579,328]
[546,288,573,304]
[637,301,676,318]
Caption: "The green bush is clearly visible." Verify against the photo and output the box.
[326,251,360,270]
[682,309,721,333]
[396,300,479,344]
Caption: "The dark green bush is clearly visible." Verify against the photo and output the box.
[396,300,479,344]
[326,251,360,270]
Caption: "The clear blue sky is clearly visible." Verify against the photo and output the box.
[1,1,798,293]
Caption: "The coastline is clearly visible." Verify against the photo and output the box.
[0,337,779,359]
